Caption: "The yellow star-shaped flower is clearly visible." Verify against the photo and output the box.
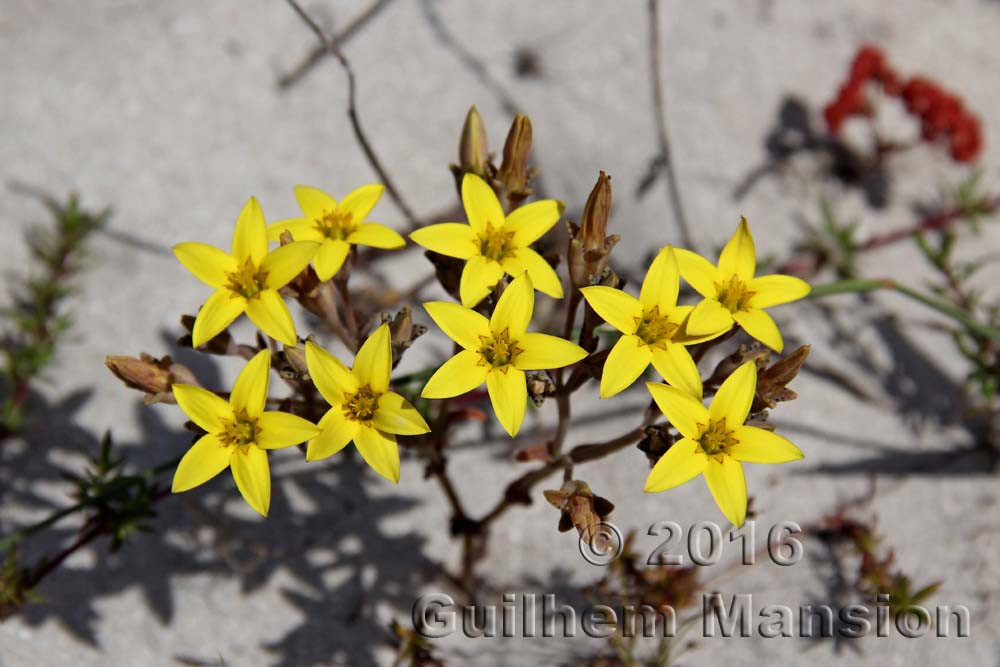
[304,324,430,483]
[268,184,406,281]
[644,361,804,527]
[174,197,319,347]
[581,246,729,398]
[410,173,565,307]
[420,272,586,437]
[675,217,811,352]
[171,349,320,516]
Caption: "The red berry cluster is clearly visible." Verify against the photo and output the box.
[900,77,982,162]
[823,45,982,163]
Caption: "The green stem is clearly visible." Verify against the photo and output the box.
[809,278,1000,345]
[0,456,179,552]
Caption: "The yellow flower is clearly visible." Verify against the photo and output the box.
[580,246,728,398]
[409,173,565,307]
[304,324,429,482]
[644,361,804,527]
[420,272,586,436]
[674,217,811,352]
[171,349,320,516]
[174,197,319,347]
[267,184,405,281]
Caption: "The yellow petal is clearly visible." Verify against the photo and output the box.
[733,309,784,352]
[515,333,587,371]
[505,199,565,247]
[600,335,652,398]
[501,247,563,299]
[245,289,297,346]
[172,434,231,492]
[192,290,246,348]
[305,341,358,404]
[717,217,756,282]
[459,255,504,307]
[353,323,392,393]
[730,426,804,464]
[230,446,271,516]
[231,197,268,265]
[709,361,756,426]
[339,183,385,222]
[650,343,702,397]
[687,298,733,336]
[672,305,730,345]
[294,185,337,220]
[491,272,534,338]
[172,384,232,433]
[374,391,430,435]
[486,366,527,437]
[421,350,488,399]
[580,286,642,335]
[461,173,504,234]
[748,274,812,309]
[314,239,351,281]
[643,437,707,492]
[173,242,237,289]
[674,248,719,298]
[354,425,400,483]
[256,411,320,449]
[639,246,680,312]
[347,223,405,249]
[306,408,359,461]
[704,456,747,527]
[646,382,708,440]
[262,241,320,289]
[423,301,490,351]
[409,223,479,260]
[231,349,271,419]
[267,218,321,242]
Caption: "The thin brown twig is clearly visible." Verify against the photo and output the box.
[277,0,394,89]
[648,0,694,250]
[282,0,422,231]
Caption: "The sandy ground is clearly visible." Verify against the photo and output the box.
[2,1,1000,665]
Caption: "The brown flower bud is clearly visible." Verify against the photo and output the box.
[543,480,615,544]
[497,113,534,203]
[526,371,556,407]
[456,105,490,179]
[280,342,310,380]
[753,344,811,412]
[105,353,197,405]
[567,171,620,288]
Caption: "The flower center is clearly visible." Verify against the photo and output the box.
[220,409,260,454]
[715,275,755,312]
[634,306,679,347]
[343,384,380,422]
[479,329,522,369]
[478,223,516,262]
[315,208,355,241]
[698,418,738,458]
[226,258,268,299]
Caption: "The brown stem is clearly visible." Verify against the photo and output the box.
[648,0,694,250]
[277,0,394,89]
[282,0,422,231]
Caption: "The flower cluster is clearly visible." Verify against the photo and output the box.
[160,113,812,527]
[823,44,982,163]
[171,187,428,515]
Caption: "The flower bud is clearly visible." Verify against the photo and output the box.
[105,354,197,405]
[497,113,533,200]
[457,105,490,178]
[568,171,620,288]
